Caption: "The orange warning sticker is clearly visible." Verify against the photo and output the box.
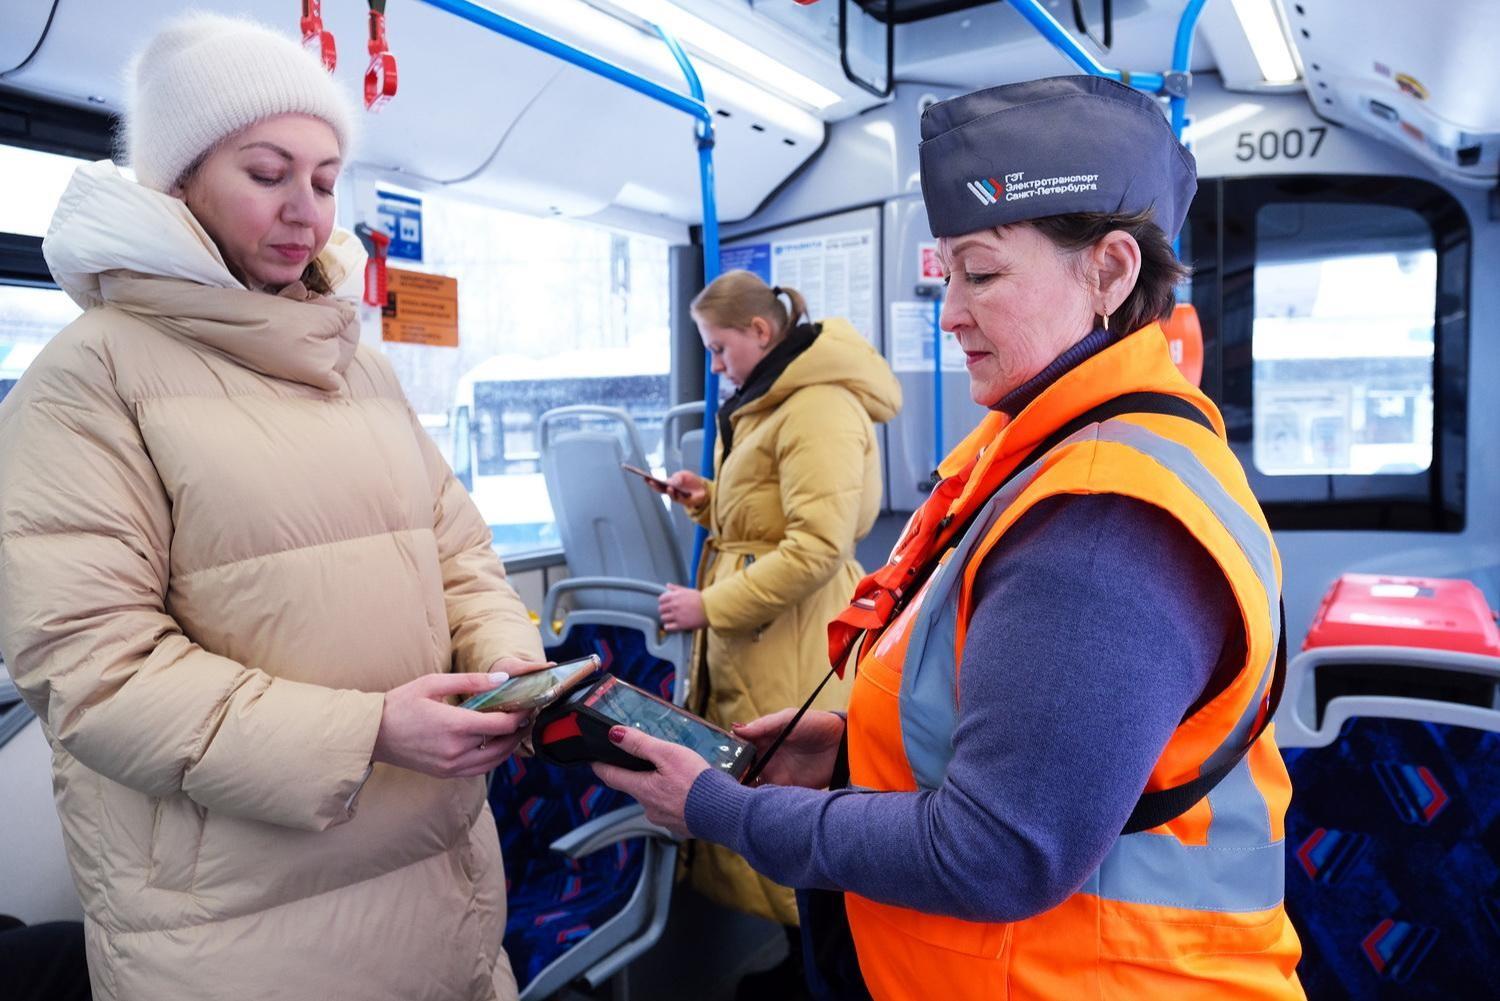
[382,268,458,347]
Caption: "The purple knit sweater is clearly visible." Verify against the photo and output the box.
[683,331,1244,922]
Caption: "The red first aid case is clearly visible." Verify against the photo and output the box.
[1303,573,1500,657]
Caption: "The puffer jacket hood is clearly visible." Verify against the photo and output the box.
[729,317,902,428]
[43,159,365,390]
[2,160,539,1000]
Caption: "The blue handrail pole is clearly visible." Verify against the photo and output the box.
[1002,0,1165,92]
[654,27,722,584]
[1169,0,1211,140]
[411,0,724,585]
[931,295,944,470]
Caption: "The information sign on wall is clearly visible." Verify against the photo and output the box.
[889,300,963,373]
[720,242,772,283]
[382,268,459,348]
[770,229,876,342]
[917,242,944,285]
[376,187,424,262]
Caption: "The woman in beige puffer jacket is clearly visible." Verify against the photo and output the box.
[0,15,541,1001]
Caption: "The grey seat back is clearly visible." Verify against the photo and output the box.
[539,406,685,616]
[661,402,704,476]
[661,402,707,572]
[506,579,691,1001]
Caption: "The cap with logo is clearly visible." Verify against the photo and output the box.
[918,75,1197,240]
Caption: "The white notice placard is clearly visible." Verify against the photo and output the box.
[771,230,876,344]
[890,300,964,373]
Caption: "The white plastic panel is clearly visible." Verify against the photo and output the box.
[0,0,823,229]
[760,0,1217,95]
[0,0,55,77]
[1185,74,1427,180]
[1291,0,1500,185]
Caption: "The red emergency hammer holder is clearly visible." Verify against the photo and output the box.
[365,1,398,112]
[301,0,337,72]
[354,223,392,308]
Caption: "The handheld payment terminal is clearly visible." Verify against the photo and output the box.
[535,675,756,781]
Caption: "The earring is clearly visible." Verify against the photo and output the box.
[1100,311,1110,332]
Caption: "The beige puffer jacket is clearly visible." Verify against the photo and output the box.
[0,161,543,1001]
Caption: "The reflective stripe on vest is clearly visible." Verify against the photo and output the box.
[889,416,1283,915]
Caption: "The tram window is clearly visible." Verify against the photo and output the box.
[0,145,87,238]
[371,188,672,557]
[0,285,82,402]
[1187,175,1468,531]
[1251,206,1436,477]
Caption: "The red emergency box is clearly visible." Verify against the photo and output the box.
[1303,573,1500,656]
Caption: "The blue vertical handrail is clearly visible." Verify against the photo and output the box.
[1170,0,1211,140]
[1002,0,1212,259]
[931,295,944,470]
[654,26,721,584]
[411,0,723,584]
[1002,0,1211,143]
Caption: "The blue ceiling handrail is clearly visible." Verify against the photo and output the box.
[1002,0,1211,142]
[1004,0,1166,92]
[412,0,723,585]
[415,0,714,127]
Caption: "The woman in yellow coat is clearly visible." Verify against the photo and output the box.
[653,270,901,932]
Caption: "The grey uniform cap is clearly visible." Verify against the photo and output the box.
[919,75,1197,240]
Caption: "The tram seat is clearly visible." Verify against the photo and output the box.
[490,578,691,1001]
[538,406,687,616]
[1276,643,1500,998]
[661,402,705,571]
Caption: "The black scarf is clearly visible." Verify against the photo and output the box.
[717,322,821,459]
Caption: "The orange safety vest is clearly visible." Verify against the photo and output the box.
[832,324,1304,1001]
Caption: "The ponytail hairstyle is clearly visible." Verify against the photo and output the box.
[690,269,809,343]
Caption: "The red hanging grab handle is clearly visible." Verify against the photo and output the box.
[355,223,392,308]
[300,0,337,72]
[365,0,398,112]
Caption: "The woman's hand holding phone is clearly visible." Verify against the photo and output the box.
[621,463,703,505]
[373,659,551,778]
[660,470,707,508]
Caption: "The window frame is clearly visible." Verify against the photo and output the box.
[0,90,112,286]
[1186,173,1470,532]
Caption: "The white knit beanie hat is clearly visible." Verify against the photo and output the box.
[124,12,357,192]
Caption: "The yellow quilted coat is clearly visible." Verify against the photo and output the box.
[688,318,901,924]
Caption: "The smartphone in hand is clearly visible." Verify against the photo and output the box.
[460,655,601,713]
[621,463,688,500]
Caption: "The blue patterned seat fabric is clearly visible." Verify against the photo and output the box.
[1284,716,1500,999]
[488,621,677,991]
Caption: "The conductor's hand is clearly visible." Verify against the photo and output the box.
[652,470,707,508]
[659,584,708,632]
[732,709,845,788]
[373,664,546,778]
[592,726,709,839]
